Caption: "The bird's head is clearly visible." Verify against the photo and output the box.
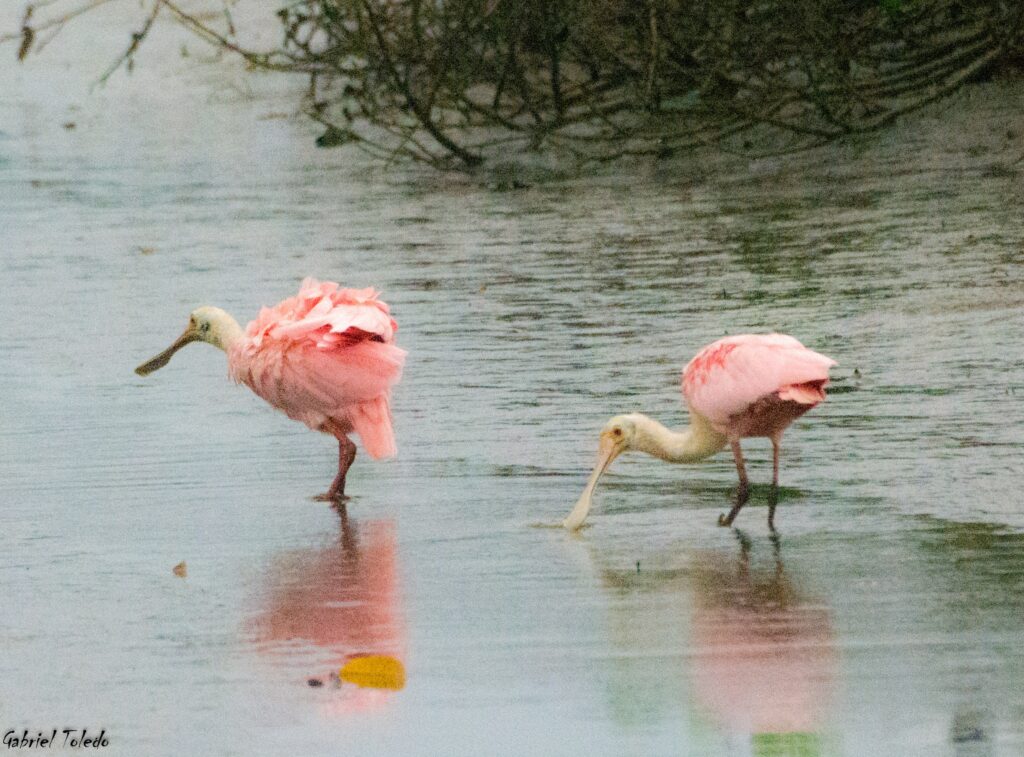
[134,306,237,376]
[599,414,643,454]
[562,413,645,531]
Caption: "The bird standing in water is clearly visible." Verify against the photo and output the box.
[563,334,836,531]
[136,278,406,501]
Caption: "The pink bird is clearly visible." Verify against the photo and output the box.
[135,278,406,501]
[563,334,836,531]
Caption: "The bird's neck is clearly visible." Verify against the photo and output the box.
[631,413,728,463]
[204,310,245,353]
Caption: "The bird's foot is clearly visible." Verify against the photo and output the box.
[718,485,749,527]
[312,491,350,504]
[313,471,349,504]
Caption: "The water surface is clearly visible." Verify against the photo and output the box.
[2,8,1024,756]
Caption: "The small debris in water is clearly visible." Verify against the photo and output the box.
[952,727,985,743]
[62,122,76,130]
[636,561,641,573]
[137,246,156,256]
[172,561,187,578]
[307,678,324,687]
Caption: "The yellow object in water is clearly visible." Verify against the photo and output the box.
[339,655,406,691]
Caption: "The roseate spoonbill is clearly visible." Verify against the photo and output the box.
[563,334,836,531]
[135,278,406,501]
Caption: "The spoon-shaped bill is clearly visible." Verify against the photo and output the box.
[563,432,623,531]
[135,325,200,376]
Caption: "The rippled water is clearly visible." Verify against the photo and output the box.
[2,8,1024,756]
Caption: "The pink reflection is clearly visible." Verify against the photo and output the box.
[248,509,405,713]
[691,536,836,738]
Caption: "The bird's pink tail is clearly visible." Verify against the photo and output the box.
[779,380,828,404]
[349,395,398,459]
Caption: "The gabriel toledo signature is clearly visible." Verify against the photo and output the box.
[3,729,108,749]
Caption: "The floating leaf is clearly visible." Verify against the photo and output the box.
[339,655,405,690]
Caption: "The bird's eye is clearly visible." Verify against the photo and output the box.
[612,427,623,437]
[201,322,210,333]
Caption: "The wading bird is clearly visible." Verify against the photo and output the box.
[135,278,406,501]
[563,334,835,531]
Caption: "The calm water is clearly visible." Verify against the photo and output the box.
[2,8,1024,756]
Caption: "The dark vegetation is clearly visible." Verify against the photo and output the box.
[9,0,1024,169]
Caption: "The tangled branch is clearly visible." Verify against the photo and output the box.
[7,0,1024,169]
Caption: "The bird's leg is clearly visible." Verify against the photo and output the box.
[768,437,781,531]
[719,440,750,527]
[768,487,779,531]
[315,437,357,503]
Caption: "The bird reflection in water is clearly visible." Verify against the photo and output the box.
[248,507,405,713]
[691,533,836,755]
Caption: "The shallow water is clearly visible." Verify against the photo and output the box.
[2,7,1024,756]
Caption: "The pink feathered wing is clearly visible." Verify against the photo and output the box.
[682,334,836,432]
[228,278,406,459]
